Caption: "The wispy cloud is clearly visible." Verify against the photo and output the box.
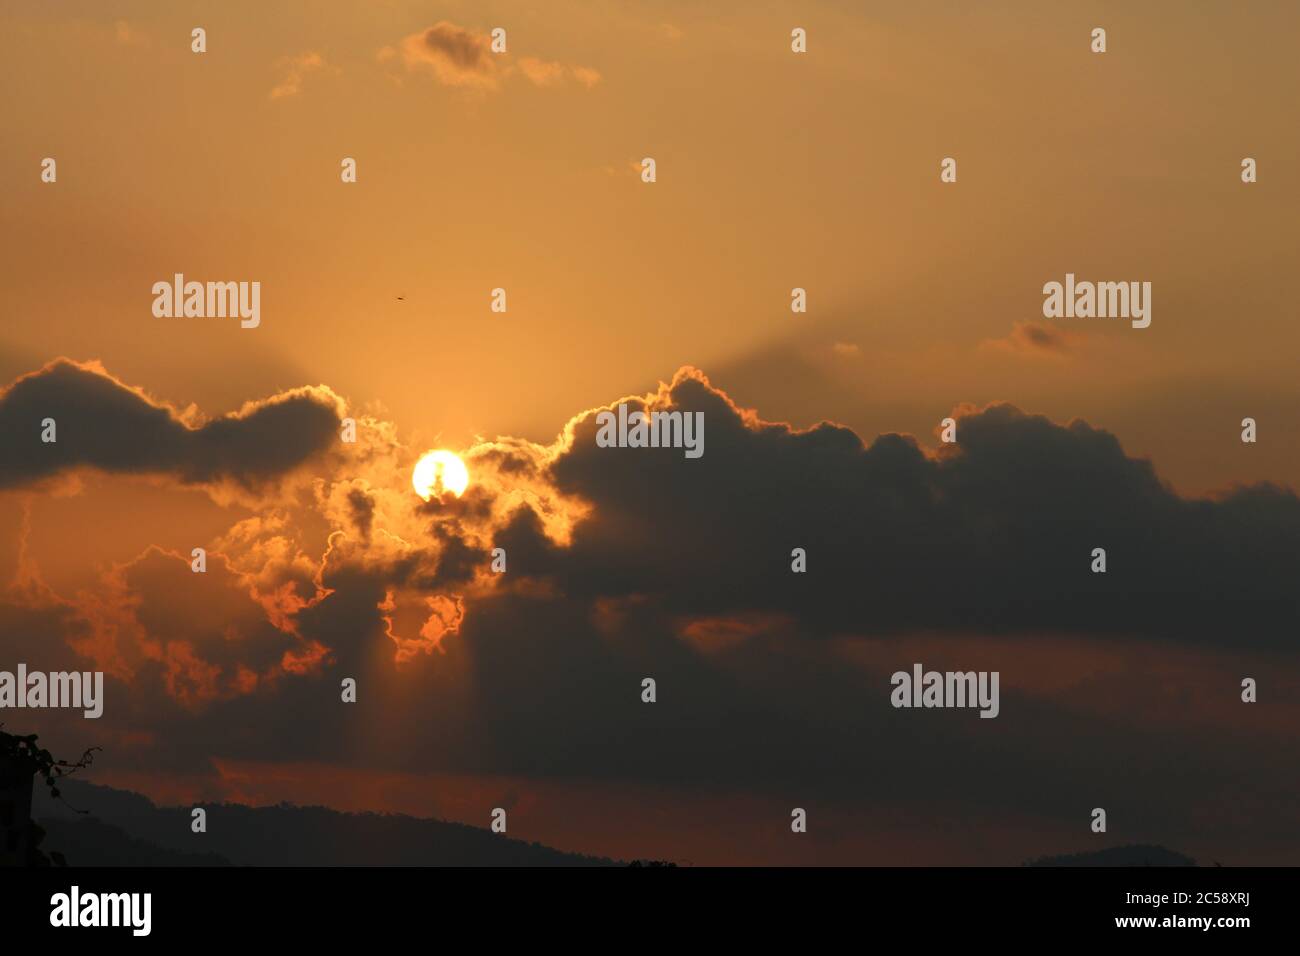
[270,51,330,100]
[980,320,1082,358]
[381,22,600,92]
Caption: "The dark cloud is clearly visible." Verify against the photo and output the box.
[546,369,1300,648]
[417,22,491,72]
[346,487,375,543]
[6,363,1300,862]
[0,359,343,490]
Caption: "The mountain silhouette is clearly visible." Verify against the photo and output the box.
[36,816,232,866]
[35,780,619,866]
[1024,844,1197,867]
[32,782,1202,868]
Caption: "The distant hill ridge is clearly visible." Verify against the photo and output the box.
[1025,844,1197,867]
[34,780,1200,867]
[35,779,619,867]
[36,816,232,866]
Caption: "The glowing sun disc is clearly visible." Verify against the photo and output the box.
[412,450,469,500]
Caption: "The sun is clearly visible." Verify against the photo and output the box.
[412,450,469,501]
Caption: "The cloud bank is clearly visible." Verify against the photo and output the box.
[4,361,1297,862]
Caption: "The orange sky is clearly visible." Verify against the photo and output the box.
[3,1,1298,495]
[3,2,1299,867]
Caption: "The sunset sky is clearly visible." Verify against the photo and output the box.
[2,1,1298,865]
